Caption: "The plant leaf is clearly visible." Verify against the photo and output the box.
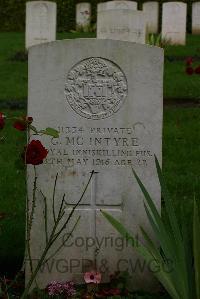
[154,156,190,298]
[101,210,180,299]
[131,167,176,260]
[132,165,187,299]
[101,210,153,259]
[40,127,59,138]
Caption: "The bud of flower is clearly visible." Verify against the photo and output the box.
[186,67,194,75]
[0,112,5,129]
[195,66,200,74]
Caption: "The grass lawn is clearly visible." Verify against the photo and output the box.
[1,32,200,102]
[0,32,95,104]
[0,110,26,275]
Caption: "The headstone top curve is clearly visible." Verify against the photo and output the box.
[28,38,164,55]
[26,1,57,6]
[98,0,137,11]
[163,1,186,7]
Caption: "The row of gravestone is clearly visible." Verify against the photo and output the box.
[95,1,200,37]
[26,0,200,49]
[25,0,173,294]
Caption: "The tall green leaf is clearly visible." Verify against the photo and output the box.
[154,156,190,298]
[101,157,197,299]
[131,168,181,282]
[101,210,180,299]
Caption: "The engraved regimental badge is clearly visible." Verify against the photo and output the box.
[65,57,128,120]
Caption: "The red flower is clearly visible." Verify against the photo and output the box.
[186,67,194,75]
[14,121,27,131]
[0,112,5,129]
[186,57,193,66]
[195,66,200,74]
[13,116,33,131]
[26,116,33,123]
[24,140,48,165]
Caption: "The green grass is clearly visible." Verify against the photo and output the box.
[1,33,200,102]
[163,107,200,218]
[164,61,200,100]
[164,35,200,57]
[0,33,27,102]
[0,32,95,103]
[0,110,26,275]
[164,35,200,99]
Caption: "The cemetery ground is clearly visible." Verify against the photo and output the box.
[0,32,199,298]
[1,32,200,103]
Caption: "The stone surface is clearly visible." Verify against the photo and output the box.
[76,2,91,29]
[161,2,187,45]
[26,1,56,49]
[97,4,146,43]
[98,1,138,11]
[27,38,163,290]
[143,1,159,34]
[192,2,200,34]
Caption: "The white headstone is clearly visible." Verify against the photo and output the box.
[97,0,138,11]
[26,39,163,290]
[26,1,56,49]
[161,2,187,45]
[76,2,91,29]
[143,1,159,34]
[192,2,200,34]
[97,3,146,43]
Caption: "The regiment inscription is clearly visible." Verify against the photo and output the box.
[45,124,152,169]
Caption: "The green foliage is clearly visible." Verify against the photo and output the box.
[0,0,26,31]
[39,127,59,138]
[146,33,170,48]
[102,156,200,299]
[73,22,96,33]
[0,0,76,32]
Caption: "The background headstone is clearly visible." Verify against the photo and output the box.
[161,2,187,45]
[27,38,163,290]
[26,1,56,49]
[97,4,146,43]
[192,2,200,34]
[143,1,159,34]
[97,0,138,11]
[76,2,91,29]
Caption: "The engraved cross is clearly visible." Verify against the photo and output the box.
[66,170,123,259]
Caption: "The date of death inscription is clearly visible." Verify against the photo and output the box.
[43,126,153,168]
